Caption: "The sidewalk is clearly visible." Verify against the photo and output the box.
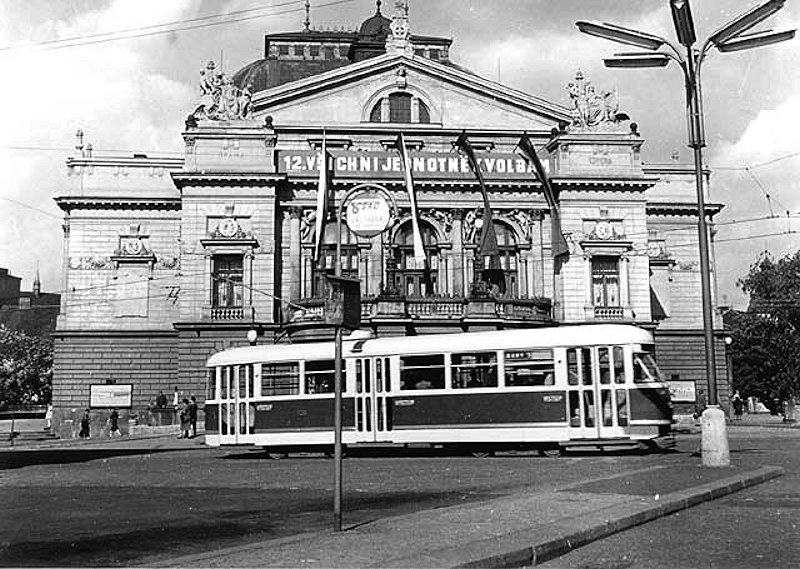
[151,463,783,568]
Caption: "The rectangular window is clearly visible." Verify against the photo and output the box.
[324,46,335,59]
[305,360,335,394]
[293,45,304,57]
[614,346,625,384]
[212,255,243,307]
[261,362,300,395]
[592,256,619,307]
[400,354,445,390]
[505,349,555,387]
[309,45,320,57]
[278,44,289,55]
[389,93,412,123]
[452,352,498,389]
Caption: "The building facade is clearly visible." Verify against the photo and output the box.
[51,3,729,434]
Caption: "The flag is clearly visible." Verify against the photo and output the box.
[393,133,426,261]
[453,132,500,265]
[517,134,569,258]
[313,131,330,263]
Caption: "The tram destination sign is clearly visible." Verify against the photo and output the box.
[277,149,544,181]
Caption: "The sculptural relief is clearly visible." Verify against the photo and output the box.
[190,61,253,122]
[568,70,627,129]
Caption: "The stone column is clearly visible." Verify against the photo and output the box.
[288,207,302,301]
[620,255,630,314]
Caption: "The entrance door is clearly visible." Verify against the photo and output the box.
[353,357,391,442]
[566,347,627,439]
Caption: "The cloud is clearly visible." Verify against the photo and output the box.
[0,0,198,290]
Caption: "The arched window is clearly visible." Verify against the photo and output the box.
[312,223,360,297]
[367,91,433,124]
[495,222,519,297]
[472,220,519,297]
[387,220,439,297]
[418,100,430,123]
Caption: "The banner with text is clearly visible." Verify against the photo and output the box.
[278,150,548,181]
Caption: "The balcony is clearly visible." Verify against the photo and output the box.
[208,306,255,321]
[286,295,553,328]
[593,306,626,320]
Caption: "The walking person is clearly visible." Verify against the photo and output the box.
[79,409,91,439]
[108,408,122,437]
[732,391,745,422]
[178,398,191,439]
[188,396,198,438]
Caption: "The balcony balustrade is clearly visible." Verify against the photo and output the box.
[286,295,552,326]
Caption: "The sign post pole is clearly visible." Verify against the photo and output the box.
[326,183,396,532]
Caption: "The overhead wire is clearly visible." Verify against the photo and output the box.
[1,0,358,52]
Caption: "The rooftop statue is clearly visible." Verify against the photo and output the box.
[190,60,253,122]
[567,70,628,129]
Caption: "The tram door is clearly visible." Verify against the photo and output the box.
[220,365,253,444]
[566,346,628,439]
[353,357,391,442]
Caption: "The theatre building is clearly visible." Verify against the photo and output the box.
[51,2,729,433]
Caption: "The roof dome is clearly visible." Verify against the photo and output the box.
[358,5,391,42]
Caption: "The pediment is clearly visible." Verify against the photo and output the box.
[250,53,571,131]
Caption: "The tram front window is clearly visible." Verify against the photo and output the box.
[633,353,661,383]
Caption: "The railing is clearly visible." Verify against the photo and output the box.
[594,306,625,320]
[285,295,553,325]
[407,298,465,319]
[496,298,551,320]
[210,307,244,320]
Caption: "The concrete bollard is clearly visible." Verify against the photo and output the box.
[701,406,730,467]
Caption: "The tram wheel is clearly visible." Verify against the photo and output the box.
[267,452,289,460]
[471,450,495,458]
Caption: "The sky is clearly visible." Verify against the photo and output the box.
[1,0,798,309]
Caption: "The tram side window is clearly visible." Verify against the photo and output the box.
[452,352,498,389]
[261,362,300,395]
[567,349,578,385]
[400,354,445,390]
[207,368,216,400]
[633,352,660,383]
[505,349,555,387]
[306,360,335,394]
[614,346,625,384]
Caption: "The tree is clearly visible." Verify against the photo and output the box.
[0,325,53,408]
[729,252,800,418]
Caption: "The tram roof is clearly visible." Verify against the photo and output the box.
[206,324,653,367]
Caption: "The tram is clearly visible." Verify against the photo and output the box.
[203,324,673,455]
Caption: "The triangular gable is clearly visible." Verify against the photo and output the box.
[251,52,571,128]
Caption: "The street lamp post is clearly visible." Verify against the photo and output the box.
[577,0,794,467]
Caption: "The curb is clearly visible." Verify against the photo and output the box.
[454,465,784,568]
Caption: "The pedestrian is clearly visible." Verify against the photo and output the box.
[188,396,198,438]
[178,398,191,439]
[156,390,167,409]
[45,403,53,430]
[108,408,122,437]
[732,391,745,421]
[79,409,91,439]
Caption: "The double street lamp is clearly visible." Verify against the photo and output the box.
[577,0,794,466]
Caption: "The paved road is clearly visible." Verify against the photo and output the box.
[1,438,681,567]
[1,427,795,568]
[539,426,800,569]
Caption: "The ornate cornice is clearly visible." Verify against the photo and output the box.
[647,202,724,216]
[171,172,286,188]
[53,197,181,212]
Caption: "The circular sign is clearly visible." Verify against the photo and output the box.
[345,188,392,238]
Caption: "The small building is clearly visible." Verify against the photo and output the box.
[50,2,728,433]
[0,267,61,337]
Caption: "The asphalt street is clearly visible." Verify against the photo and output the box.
[539,426,800,569]
[0,425,796,568]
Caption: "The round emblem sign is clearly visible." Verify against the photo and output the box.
[345,188,392,238]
